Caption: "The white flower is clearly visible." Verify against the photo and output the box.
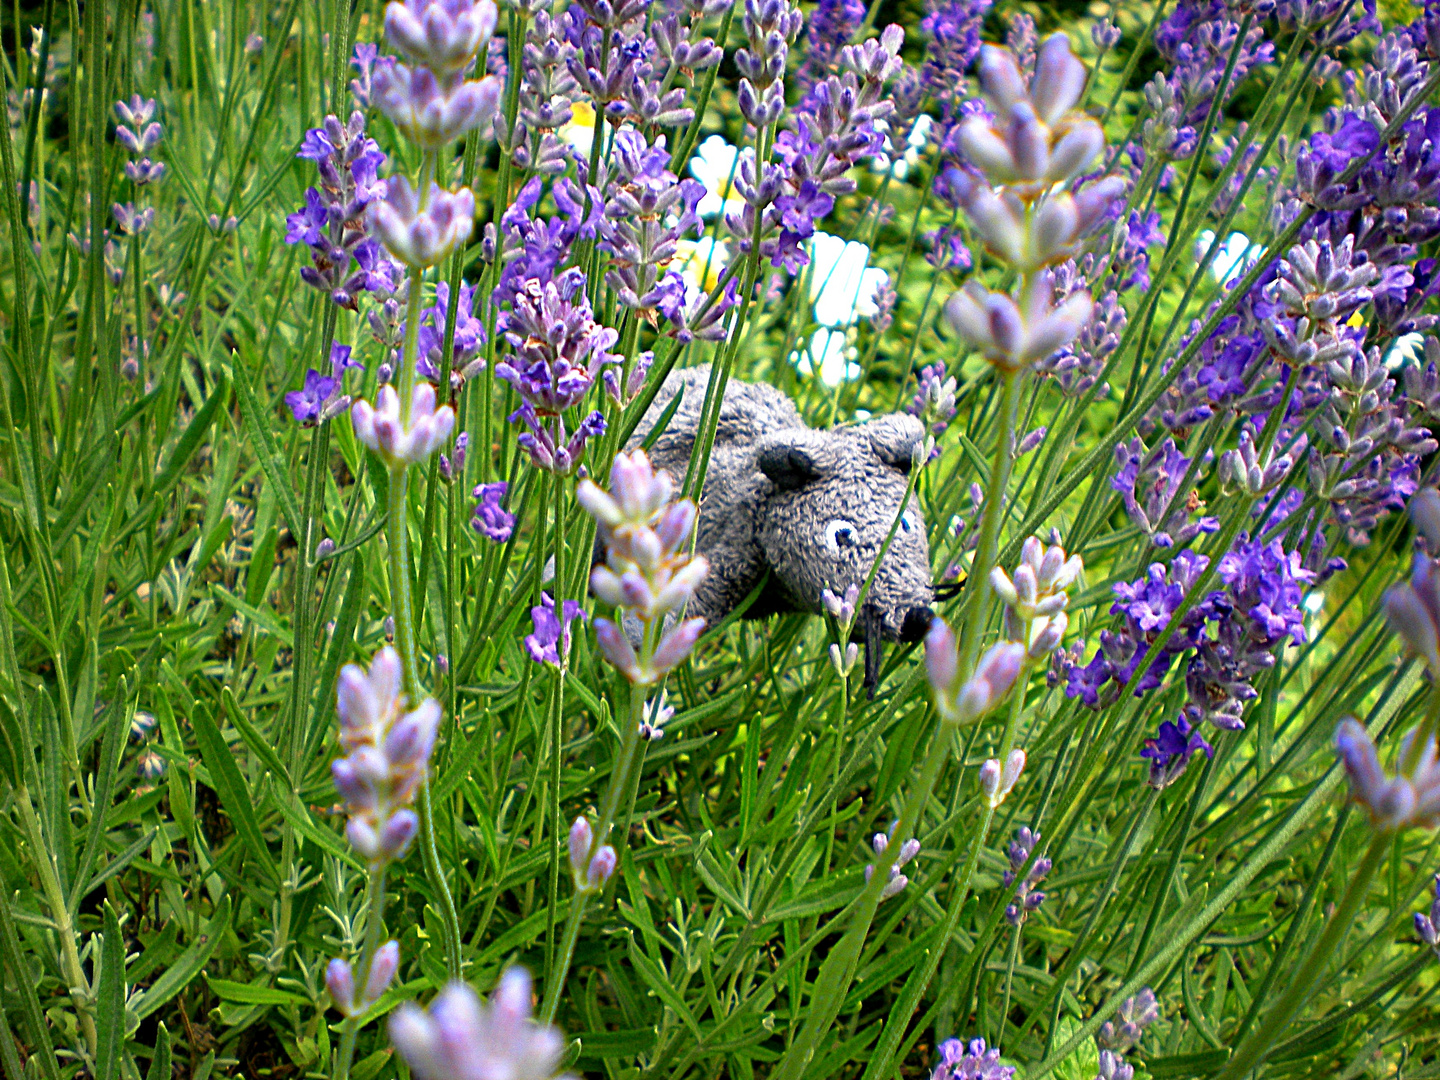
[792,327,862,386]
[688,135,750,219]
[870,115,933,180]
[1386,331,1427,370]
[1195,229,1260,287]
[808,231,889,328]
[558,98,599,158]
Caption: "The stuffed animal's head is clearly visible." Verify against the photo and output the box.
[752,414,935,646]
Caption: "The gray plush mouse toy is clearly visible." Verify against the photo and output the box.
[627,364,936,692]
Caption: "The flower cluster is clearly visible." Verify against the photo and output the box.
[417,281,487,389]
[364,0,500,269]
[926,617,1025,726]
[578,451,710,685]
[352,381,457,467]
[1094,988,1159,1080]
[940,34,1126,371]
[1335,718,1440,832]
[1110,437,1219,549]
[326,941,400,1018]
[1141,715,1213,790]
[931,1037,1014,1080]
[906,363,958,461]
[524,592,585,668]
[568,815,617,895]
[1002,826,1050,925]
[496,267,614,473]
[113,94,165,235]
[389,968,574,1080]
[990,536,1082,661]
[1065,537,1315,732]
[285,110,391,309]
[472,481,515,542]
[287,343,364,426]
[597,129,705,323]
[331,647,441,865]
[864,827,921,900]
[980,748,1026,809]
[1151,0,1274,160]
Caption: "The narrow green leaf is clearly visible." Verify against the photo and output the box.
[271,791,362,870]
[96,903,125,1080]
[150,371,230,503]
[625,930,703,1041]
[83,829,158,897]
[204,977,308,1007]
[232,362,303,539]
[69,679,131,916]
[190,703,279,885]
[144,1024,171,1080]
[0,884,59,1080]
[132,895,232,1020]
[220,687,290,786]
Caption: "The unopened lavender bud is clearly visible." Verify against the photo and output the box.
[830,641,859,677]
[435,653,449,675]
[1017,427,1047,455]
[365,940,400,1005]
[568,816,594,875]
[896,838,921,867]
[1412,489,1440,552]
[327,958,356,1014]
[981,748,1026,808]
[880,874,909,899]
[385,615,396,642]
[650,617,706,679]
[378,809,419,858]
[316,537,336,560]
[586,846,617,888]
[949,643,1026,725]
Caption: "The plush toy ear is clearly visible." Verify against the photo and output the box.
[863,414,926,473]
[757,444,823,491]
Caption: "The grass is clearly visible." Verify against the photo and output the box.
[0,0,1438,1078]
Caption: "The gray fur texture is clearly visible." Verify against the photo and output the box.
[629,365,935,654]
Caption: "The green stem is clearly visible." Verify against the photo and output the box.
[959,369,1024,677]
[1213,832,1388,1080]
[332,867,388,1080]
[386,274,463,982]
[776,369,1023,1080]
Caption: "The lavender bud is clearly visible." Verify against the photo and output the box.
[327,958,356,1014]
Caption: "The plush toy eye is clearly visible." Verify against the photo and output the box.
[824,518,859,554]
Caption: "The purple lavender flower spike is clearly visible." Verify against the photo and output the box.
[497,268,617,413]
[285,111,391,308]
[1111,436,1219,549]
[1335,716,1440,832]
[931,1036,1014,1080]
[472,482,514,542]
[1002,826,1052,925]
[524,592,586,667]
[597,130,706,316]
[333,646,443,865]
[366,176,476,269]
[1415,874,1439,953]
[388,969,572,1080]
[1141,715,1214,789]
[286,370,339,426]
[1097,988,1160,1053]
[372,58,503,150]
[384,0,499,77]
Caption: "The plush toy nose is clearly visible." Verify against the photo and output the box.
[899,605,933,643]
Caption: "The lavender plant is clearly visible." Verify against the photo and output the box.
[6,0,1440,1078]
